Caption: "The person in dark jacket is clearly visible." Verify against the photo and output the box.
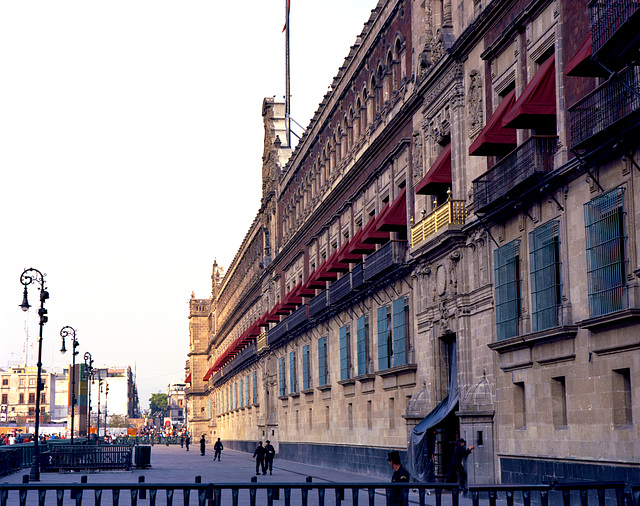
[200,435,206,456]
[252,441,267,475]
[388,450,410,506]
[450,438,474,491]
[264,440,276,475]
[213,438,223,461]
[185,434,190,451]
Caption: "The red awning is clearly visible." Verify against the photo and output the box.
[298,282,317,297]
[281,283,304,308]
[469,90,517,156]
[315,253,340,280]
[203,366,214,381]
[361,212,391,245]
[376,188,406,232]
[415,144,452,195]
[566,35,608,78]
[347,226,376,254]
[185,373,192,383]
[502,55,556,129]
[328,242,353,272]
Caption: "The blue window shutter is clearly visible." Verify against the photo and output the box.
[356,316,367,375]
[494,240,521,341]
[392,298,407,366]
[278,357,286,396]
[252,370,257,404]
[302,345,309,390]
[377,306,390,370]
[318,336,327,386]
[289,351,297,393]
[529,221,561,331]
[584,188,627,317]
[340,325,350,380]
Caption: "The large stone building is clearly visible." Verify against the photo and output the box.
[186,0,639,483]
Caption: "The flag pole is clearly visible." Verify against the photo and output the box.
[285,0,291,148]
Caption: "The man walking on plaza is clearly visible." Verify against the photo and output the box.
[200,435,206,456]
[214,438,223,461]
[264,440,276,475]
[253,441,266,475]
[450,438,474,492]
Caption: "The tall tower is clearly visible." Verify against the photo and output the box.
[186,292,211,437]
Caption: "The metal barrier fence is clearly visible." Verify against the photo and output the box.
[41,444,132,472]
[0,480,636,506]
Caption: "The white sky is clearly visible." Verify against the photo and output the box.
[0,1,378,411]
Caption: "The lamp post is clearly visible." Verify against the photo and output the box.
[19,267,49,482]
[83,352,94,443]
[104,384,109,439]
[60,326,79,444]
[97,372,103,440]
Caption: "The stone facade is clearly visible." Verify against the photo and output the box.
[187,0,640,484]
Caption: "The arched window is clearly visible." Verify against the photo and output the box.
[359,92,367,133]
[348,109,354,150]
[368,76,376,119]
[395,38,403,85]
[377,64,385,107]
[386,51,394,96]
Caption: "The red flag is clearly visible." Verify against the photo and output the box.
[282,0,290,32]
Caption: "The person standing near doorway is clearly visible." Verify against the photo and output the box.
[213,438,223,461]
[387,450,410,506]
[200,435,206,456]
[253,441,266,475]
[264,440,276,475]
[450,438,474,492]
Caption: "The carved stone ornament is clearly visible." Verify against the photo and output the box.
[413,130,424,184]
[468,70,483,138]
[436,264,447,296]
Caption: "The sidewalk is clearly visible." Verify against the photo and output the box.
[0,444,487,505]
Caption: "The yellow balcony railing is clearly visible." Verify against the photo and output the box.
[411,199,466,248]
[257,331,268,352]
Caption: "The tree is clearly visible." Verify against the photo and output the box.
[149,393,168,417]
[107,414,128,428]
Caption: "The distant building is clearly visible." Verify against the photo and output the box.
[0,365,55,424]
[88,366,140,428]
[167,383,186,426]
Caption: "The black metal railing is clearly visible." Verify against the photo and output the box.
[41,445,132,472]
[329,274,352,303]
[220,342,257,377]
[351,263,364,290]
[569,66,640,149]
[364,241,407,282]
[473,136,558,212]
[0,480,634,506]
[590,0,640,55]
[268,318,288,343]
[309,290,328,317]
[288,304,308,331]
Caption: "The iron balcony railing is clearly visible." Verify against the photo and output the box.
[220,342,257,377]
[473,136,558,213]
[0,480,633,506]
[288,304,308,331]
[329,273,352,303]
[309,290,328,317]
[351,263,364,290]
[411,198,466,248]
[363,240,407,282]
[569,66,640,149]
[590,0,640,55]
[268,318,288,345]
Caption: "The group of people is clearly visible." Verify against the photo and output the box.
[252,440,276,475]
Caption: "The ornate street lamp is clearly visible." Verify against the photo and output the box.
[19,267,49,482]
[60,326,79,444]
[84,352,94,443]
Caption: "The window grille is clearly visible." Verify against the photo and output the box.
[377,306,392,370]
[245,375,250,407]
[339,325,351,380]
[494,239,521,340]
[239,379,243,407]
[252,370,257,404]
[392,298,407,366]
[584,188,628,317]
[289,350,297,394]
[302,345,310,390]
[356,315,369,375]
[318,336,328,386]
[529,221,561,331]
[278,357,286,396]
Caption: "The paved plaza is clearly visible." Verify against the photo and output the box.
[0,444,480,505]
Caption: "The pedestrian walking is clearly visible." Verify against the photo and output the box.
[214,438,223,461]
[388,450,410,506]
[185,434,190,451]
[252,441,266,475]
[450,438,474,492]
[264,440,276,475]
[200,435,206,456]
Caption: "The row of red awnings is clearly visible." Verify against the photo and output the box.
[469,54,557,157]
[202,189,407,380]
